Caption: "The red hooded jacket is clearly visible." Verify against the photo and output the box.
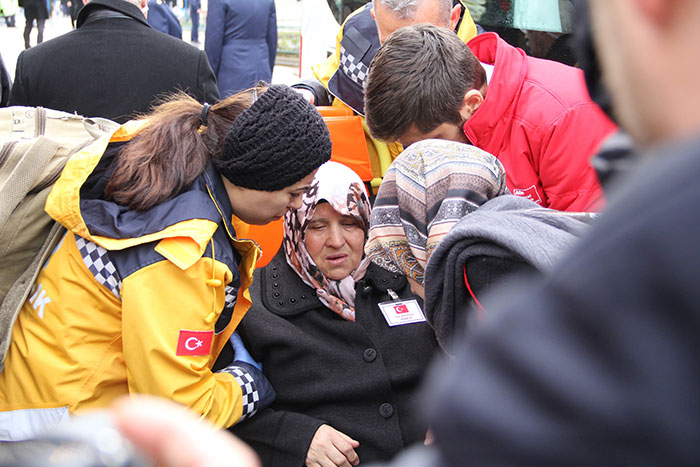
[464,33,616,211]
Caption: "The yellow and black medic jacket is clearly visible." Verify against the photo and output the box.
[311,1,478,182]
[0,121,262,440]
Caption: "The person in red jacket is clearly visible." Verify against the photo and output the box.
[365,24,617,212]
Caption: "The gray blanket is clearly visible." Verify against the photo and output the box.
[424,195,596,349]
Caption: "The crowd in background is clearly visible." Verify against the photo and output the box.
[0,0,277,99]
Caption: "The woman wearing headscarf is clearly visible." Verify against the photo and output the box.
[230,161,438,466]
[0,84,331,440]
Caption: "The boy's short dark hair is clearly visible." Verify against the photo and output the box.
[364,24,486,142]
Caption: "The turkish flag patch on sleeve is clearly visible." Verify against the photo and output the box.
[176,330,214,356]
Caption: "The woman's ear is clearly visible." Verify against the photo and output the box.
[459,89,484,120]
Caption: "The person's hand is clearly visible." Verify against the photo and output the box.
[230,331,262,370]
[294,88,316,105]
[305,424,360,467]
[112,395,260,467]
[424,427,434,445]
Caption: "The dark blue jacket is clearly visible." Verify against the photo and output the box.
[147,0,182,39]
[204,0,277,97]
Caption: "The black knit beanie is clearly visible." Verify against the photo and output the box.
[214,84,332,191]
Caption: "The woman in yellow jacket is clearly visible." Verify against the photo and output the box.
[0,84,331,441]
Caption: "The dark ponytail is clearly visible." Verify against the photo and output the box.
[104,87,263,211]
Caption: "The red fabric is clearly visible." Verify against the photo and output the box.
[463,265,485,318]
[176,330,214,356]
[464,33,617,212]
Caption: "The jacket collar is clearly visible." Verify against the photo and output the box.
[259,249,408,317]
[77,0,150,28]
[202,163,238,242]
[463,32,528,149]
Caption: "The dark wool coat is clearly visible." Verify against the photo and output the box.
[19,0,48,20]
[230,250,439,466]
[9,0,219,123]
[416,136,700,465]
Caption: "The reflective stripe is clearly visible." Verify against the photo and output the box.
[0,406,70,441]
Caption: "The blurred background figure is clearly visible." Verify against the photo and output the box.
[67,0,83,28]
[189,0,199,43]
[8,0,218,123]
[1,0,18,27]
[18,0,47,48]
[0,52,10,107]
[147,0,182,38]
[205,0,277,97]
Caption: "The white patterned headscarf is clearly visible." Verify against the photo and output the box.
[283,161,372,321]
[366,139,508,284]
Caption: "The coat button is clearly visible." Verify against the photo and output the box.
[301,294,307,300]
[290,298,296,303]
[273,291,281,298]
[273,282,280,288]
[379,403,394,419]
[363,348,377,362]
[271,273,280,279]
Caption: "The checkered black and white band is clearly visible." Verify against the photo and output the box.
[75,234,122,299]
[340,46,369,87]
[225,365,260,421]
[224,284,237,311]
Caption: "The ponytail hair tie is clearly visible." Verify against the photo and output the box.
[200,103,211,126]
